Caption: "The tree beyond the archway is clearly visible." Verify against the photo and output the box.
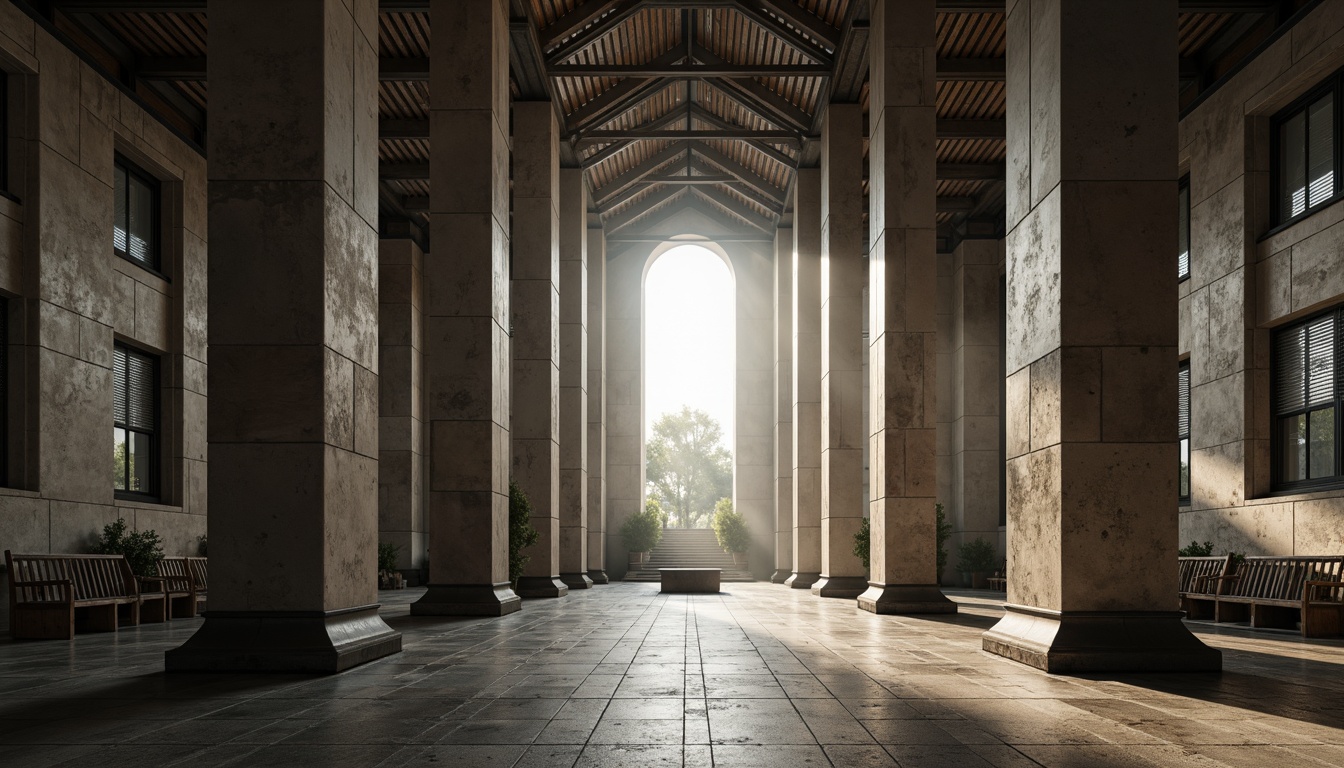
[646,407,732,529]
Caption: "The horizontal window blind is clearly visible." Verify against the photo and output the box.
[113,345,156,431]
[1275,313,1338,415]
[1178,365,1190,438]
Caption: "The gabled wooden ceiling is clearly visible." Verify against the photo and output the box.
[35,0,1309,248]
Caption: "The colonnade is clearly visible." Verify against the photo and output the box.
[168,0,1220,675]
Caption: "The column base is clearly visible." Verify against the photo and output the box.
[784,571,820,589]
[982,604,1223,674]
[515,576,570,598]
[811,576,868,598]
[769,569,791,584]
[411,583,521,616]
[560,572,594,590]
[164,605,401,673]
[857,584,958,614]
[587,570,610,584]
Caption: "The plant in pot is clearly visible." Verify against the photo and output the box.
[377,542,405,589]
[622,498,664,568]
[955,537,997,589]
[853,517,870,572]
[92,517,164,577]
[509,479,540,590]
[711,498,749,566]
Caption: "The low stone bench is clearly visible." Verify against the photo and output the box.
[659,568,720,594]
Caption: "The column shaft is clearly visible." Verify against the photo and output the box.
[167,0,401,671]
[815,104,868,598]
[587,227,609,584]
[859,0,956,615]
[772,226,794,583]
[982,0,1219,672]
[558,169,591,590]
[378,238,425,579]
[413,0,519,616]
[512,102,567,599]
[787,169,822,589]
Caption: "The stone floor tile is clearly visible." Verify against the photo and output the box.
[575,744,684,767]
[587,718,683,745]
[822,744,901,767]
[710,744,830,767]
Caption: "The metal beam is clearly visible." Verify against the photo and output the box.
[51,0,1279,11]
[138,56,431,81]
[936,162,1005,181]
[575,129,809,147]
[380,119,429,140]
[753,0,842,52]
[543,0,642,61]
[728,1,833,64]
[550,62,832,78]
[936,196,978,213]
[693,46,814,134]
[936,119,1005,140]
[687,105,798,168]
[593,141,691,206]
[579,107,689,167]
[937,58,1004,81]
[605,186,685,233]
[379,162,430,180]
[638,175,739,185]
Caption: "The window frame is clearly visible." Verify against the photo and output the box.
[112,342,160,501]
[1178,361,1191,505]
[112,154,162,274]
[1271,306,1344,494]
[1178,176,1191,282]
[0,74,8,198]
[1270,68,1344,231]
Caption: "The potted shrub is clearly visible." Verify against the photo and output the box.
[377,542,405,589]
[853,517,870,572]
[621,498,664,567]
[856,505,950,581]
[956,537,997,589]
[509,480,540,589]
[92,517,164,577]
[711,498,749,566]
[936,503,952,585]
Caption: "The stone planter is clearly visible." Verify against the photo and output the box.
[629,551,647,568]
[378,570,406,590]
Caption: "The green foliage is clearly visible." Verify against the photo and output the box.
[936,503,952,573]
[645,407,733,529]
[955,537,997,574]
[509,480,540,585]
[377,542,401,573]
[91,517,163,577]
[196,535,207,557]
[1229,551,1246,568]
[621,499,665,553]
[711,498,749,554]
[853,518,870,570]
[1179,540,1215,557]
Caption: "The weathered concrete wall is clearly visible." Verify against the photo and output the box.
[0,10,207,570]
[1178,1,1344,556]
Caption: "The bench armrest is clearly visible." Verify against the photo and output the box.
[1304,580,1344,603]
[10,579,72,603]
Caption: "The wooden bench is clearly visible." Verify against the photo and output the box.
[1206,555,1344,637]
[159,556,207,618]
[660,568,720,594]
[4,551,166,639]
[1178,555,1233,620]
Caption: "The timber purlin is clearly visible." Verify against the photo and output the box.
[4,550,167,640]
[159,556,208,619]
[1201,555,1344,638]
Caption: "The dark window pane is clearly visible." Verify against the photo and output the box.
[128,175,155,266]
[129,430,151,493]
[1179,438,1190,500]
[1178,184,1190,279]
[1307,94,1335,208]
[1309,407,1336,479]
[1306,315,1336,407]
[1274,325,1307,415]
[114,164,128,255]
[1281,110,1307,219]
[1282,413,1307,482]
[113,427,127,491]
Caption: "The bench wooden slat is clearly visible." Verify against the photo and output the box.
[4,551,162,639]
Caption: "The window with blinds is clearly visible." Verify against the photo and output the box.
[1273,308,1342,490]
[1275,72,1341,226]
[113,343,158,497]
[1178,178,1191,281]
[113,155,159,272]
[1178,362,1190,504]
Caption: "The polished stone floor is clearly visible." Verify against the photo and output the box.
[0,584,1342,768]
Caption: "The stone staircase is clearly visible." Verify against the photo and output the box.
[624,528,755,582]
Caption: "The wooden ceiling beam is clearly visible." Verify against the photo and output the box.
[691,186,777,234]
[691,141,787,207]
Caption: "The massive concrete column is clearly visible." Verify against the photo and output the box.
[787,169,822,589]
[512,102,567,599]
[604,246,642,579]
[814,105,868,599]
[379,238,425,580]
[558,169,592,590]
[982,0,1219,672]
[859,0,955,615]
[772,226,794,583]
[735,243,777,581]
[587,226,609,584]
[413,0,519,616]
[167,0,401,671]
